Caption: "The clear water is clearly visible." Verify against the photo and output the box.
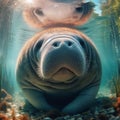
[0,0,119,97]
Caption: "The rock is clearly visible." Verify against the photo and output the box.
[55,116,65,120]
[44,117,52,120]
[109,115,116,120]
[106,107,115,114]
[73,114,81,118]
[94,110,99,115]
[99,109,107,114]
[89,118,96,120]
[64,115,71,119]
[114,116,120,120]
[96,97,113,109]
[0,100,11,112]
[98,113,109,120]
[1,89,12,102]
[45,109,61,119]
[43,117,53,120]
[69,117,75,120]
[77,117,83,120]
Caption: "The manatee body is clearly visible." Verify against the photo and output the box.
[16,27,101,114]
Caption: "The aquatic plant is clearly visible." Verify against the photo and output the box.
[102,1,120,100]
[11,108,30,120]
[0,90,30,120]
[17,114,30,120]
[113,97,120,114]
[0,113,30,120]
[111,76,120,97]
[0,67,1,102]
[110,0,120,33]
[102,0,120,29]
[0,89,12,112]
[0,113,8,120]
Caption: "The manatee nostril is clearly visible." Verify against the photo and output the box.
[52,41,73,48]
[76,7,83,13]
[35,8,44,16]
[66,41,73,47]
[52,42,60,47]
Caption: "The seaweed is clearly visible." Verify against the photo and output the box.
[0,77,1,103]
[11,108,30,120]
[110,76,120,115]
[0,113,8,120]
[113,97,120,114]
[111,76,120,97]
[0,112,30,120]
[0,89,30,120]
[0,89,12,112]
[1,89,12,102]
[17,114,30,120]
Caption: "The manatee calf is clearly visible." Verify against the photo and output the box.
[16,27,101,114]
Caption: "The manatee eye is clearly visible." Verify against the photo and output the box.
[77,37,85,48]
[34,40,44,52]
[79,40,85,47]
[76,7,83,13]
[34,8,44,16]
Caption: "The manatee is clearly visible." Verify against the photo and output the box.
[16,27,101,114]
[23,0,95,28]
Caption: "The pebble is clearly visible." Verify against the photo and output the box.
[64,115,71,119]
[69,117,75,120]
[77,117,83,120]
[109,115,116,120]
[99,109,107,114]
[106,107,115,114]
[43,117,53,120]
[55,117,65,120]
[73,114,81,118]
[114,116,120,120]
[26,105,119,120]
[7,94,120,120]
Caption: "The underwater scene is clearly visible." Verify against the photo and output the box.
[0,0,120,119]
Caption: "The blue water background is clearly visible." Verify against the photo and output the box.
[2,0,118,96]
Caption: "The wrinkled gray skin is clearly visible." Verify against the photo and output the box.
[16,27,101,114]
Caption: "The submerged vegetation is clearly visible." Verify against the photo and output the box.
[110,76,120,97]
[0,89,30,120]
[102,0,120,97]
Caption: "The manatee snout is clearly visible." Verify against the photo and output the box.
[39,35,86,81]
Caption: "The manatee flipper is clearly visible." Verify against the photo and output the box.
[22,89,53,111]
[62,84,99,114]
